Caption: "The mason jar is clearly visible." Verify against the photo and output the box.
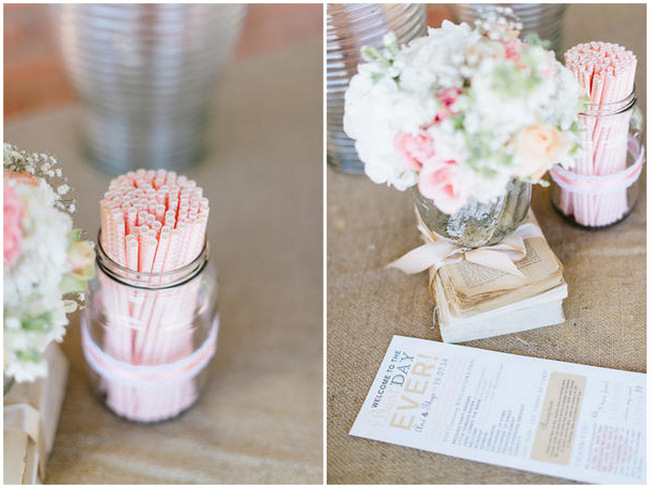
[414,178,532,248]
[81,233,218,423]
[550,90,644,228]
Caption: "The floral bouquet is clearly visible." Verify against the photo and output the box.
[344,15,584,215]
[4,144,95,383]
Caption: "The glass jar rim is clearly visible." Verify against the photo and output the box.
[581,88,637,117]
[95,230,209,290]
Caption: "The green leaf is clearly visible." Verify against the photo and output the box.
[21,313,53,333]
[59,273,89,294]
[361,46,391,67]
[16,348,42,363]
[481,167,498,179]
[523,33,550,49]
[453,114,464,131]
[383,33,399,57]
[69,228,82,242]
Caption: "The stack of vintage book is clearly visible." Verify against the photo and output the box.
[430,212,567,343]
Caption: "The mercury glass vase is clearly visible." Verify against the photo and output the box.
[327,3,427,173]
[414,179,532,248]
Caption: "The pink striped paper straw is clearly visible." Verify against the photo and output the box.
[88,169,213,422]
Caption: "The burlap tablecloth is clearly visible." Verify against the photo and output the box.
[5,39,323,484]
[327,4,646,484]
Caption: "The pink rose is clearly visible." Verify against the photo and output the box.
[4,181,24,267]
[513,123,571,180]
[394,131,435,171]
[434,88,462,122]
[502,39,522,62]
[438,87,461,110]
[417,160,468,215]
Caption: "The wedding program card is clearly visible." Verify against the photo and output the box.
[350,335,646,484]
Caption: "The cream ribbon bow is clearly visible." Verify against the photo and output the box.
[387,218,542,278]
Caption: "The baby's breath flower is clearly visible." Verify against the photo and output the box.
[3,143,76,214]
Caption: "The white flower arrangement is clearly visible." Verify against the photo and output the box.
[4,144,95,383]
[344,16,584,215]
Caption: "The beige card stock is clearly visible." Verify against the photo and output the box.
[351,336,645,484]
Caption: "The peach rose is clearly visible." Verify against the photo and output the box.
[5,171,39,187]
[513,123,571,180]
[417,160,468,215]
[394,131,435,171]
[4,181,24,268]
[60,238,96,295]
[68,240,95,276]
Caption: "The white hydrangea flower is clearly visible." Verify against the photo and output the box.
[4,175,74,382]
[343,18,583,210]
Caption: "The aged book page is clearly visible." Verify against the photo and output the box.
[423,209,564,317]
[435,265,565,319]
[441,235,561,298]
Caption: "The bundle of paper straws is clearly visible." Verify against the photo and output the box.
[87,169,213,422]
[556,41,637,227]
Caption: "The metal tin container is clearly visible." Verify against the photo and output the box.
[55,4,246,174]
[327,4,426,174]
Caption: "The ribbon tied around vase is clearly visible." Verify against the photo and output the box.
[387,213,542,278]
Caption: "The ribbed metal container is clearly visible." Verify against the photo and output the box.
[327,4,427,174]
[450,4,568,58]
[55,4,246,174]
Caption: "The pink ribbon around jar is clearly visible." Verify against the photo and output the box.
[82,316,219,387]
[550,142,644,196]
